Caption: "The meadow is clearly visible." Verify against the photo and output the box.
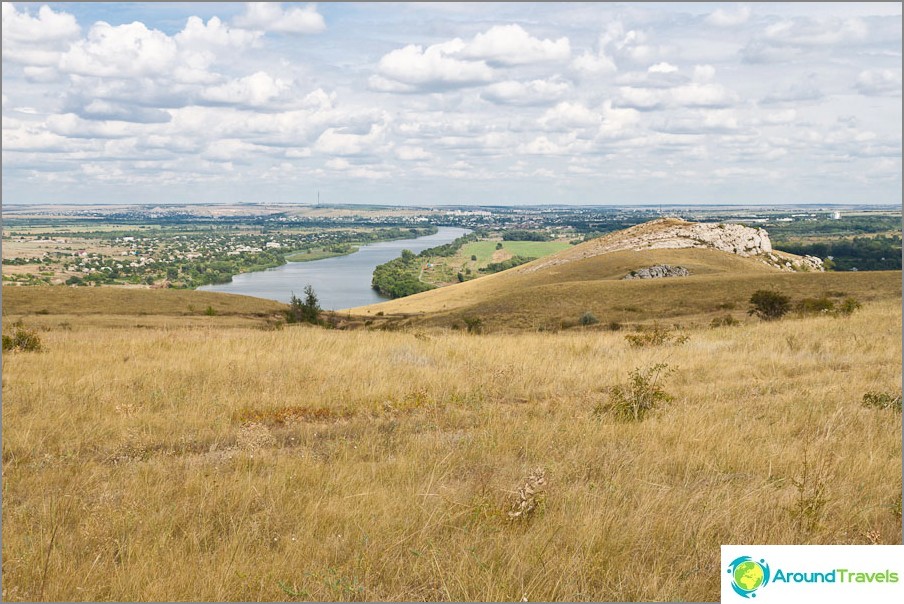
[1,288,901,601]
[458,241,572,265]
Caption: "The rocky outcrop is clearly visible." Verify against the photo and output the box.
[623,265,689,280]
[523,218,824,273]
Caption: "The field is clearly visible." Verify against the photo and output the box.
[458,241,572,265]
[1,285,901,601]
[417,239,571,287]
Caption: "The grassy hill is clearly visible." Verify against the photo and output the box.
[349,246,901,330]
[2,219,902,601]
[2,285,901,601]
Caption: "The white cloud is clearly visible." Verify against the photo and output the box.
[234,2,326,34]
[481,79,569,105]
[540,102,601,130]
[705,5,752,28]
[175,16,261,51]
[2,2,81,66]
[571,50,617,75]
[200,71,291,107]
[460,24,570,66]
[59,21,178,78]
[855,69,902,97]
[648,62,678,74]
[742,17,870,62]
[395,146,432,161]
[315,123,387,155]
[373,40,494,90]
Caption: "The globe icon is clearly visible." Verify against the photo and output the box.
[733,560,765,592]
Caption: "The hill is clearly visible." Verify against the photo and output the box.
[1,285,900,601]
[348,219,899,330]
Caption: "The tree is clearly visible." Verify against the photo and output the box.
[748,289,791,320]
[286,285,322,325]
[302,284,321,323]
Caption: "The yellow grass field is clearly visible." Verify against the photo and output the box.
[1,286,901,601]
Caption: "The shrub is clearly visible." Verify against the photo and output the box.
[607,321,622,331]
[835,297,861,317]
[710,314,739,328]
[862,391,902,412]
[507,467,547,522]
[748,289,791,320]
[471,255,477,261]
[598,363,673,422]
[624,323,689,347]
[204,305,217,316]
[579,312,599,326]
[495,242,503,250]
[2,327,43,352]
[795,297,834,315]
[462,316,483,334]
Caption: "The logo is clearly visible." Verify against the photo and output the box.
[727,556,771,598]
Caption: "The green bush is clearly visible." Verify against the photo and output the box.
[2,327,44,352]
[795,297,835,315]
[579,312,599,326]
[597,363,673,422]
[462,316,483,334]
[748,289,791,320]
[204,305,217,316]
[862,391,902,412]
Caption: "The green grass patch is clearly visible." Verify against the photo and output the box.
[285,246,359,262]
[460,240,570,265]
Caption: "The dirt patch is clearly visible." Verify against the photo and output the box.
[490,249,513,262]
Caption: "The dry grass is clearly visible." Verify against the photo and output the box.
[349,247,901,331]
[1,286,286,317]
[2,293,901,601]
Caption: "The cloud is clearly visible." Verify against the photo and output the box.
[2,2,81,66]
[481,79,569,105]
[372,40,493,91]
[614,65,735,110]
[705,5,752,27]
[459,24,570,66]
[371,24,569,92]
[742,17,869,62]
[760,80,824,104]
[234,2,326,34]
[79,100,172,124]
[314,123,387,155]
[648,62,678,74]
[59,21,178,78]
[200,72,292,107]
[395,145,432,161]
[175,16,262,51]
[855,69,901,97]
[540,102,601,130]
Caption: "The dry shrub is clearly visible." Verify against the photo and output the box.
[599,363,673,422]
[624,323,688,347]
[232,405,354,426]
[507,467,547,522]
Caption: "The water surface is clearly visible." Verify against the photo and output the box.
[199,226,469,309]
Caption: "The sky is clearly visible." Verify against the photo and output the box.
[1,2,901,206]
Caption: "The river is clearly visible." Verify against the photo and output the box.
[198,226,470,310]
